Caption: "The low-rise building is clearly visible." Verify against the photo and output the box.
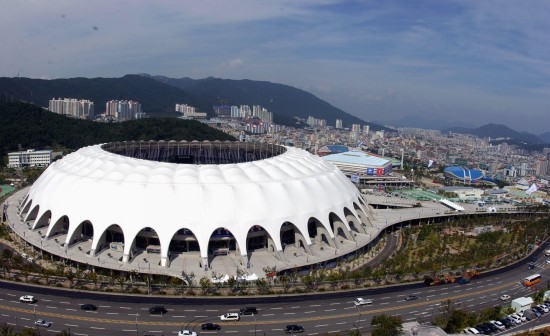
[8,149,53,168]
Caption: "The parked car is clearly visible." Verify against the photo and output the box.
[508,314,522,324]
[285,324,305,333]
[80,304,97,311]
[201,323,221,330]
[19,295,36,303]
[177,330,197,336]
[354,298,373,306]
[239,306,258,315]
[475,324,490,335]
[517,312,528,322]
[148,306,167,315]
[220,313,240,321]
[34,319,51,328]
[498,317,513,328]
[483,322,498,333]
[500,294,511,301]
[490,320,506,331]
[538,304,549,313]
[463,327,480,334]
[405,295,419,301]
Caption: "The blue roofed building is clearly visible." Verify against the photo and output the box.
[443,166,495,185]
[317,145,350,157]
[322,151,392,177]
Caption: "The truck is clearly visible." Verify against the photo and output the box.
[424,270,480,286]
[456,270,480,285]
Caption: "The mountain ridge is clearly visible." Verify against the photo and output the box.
[442,123,545,145]
[0,74,391,131]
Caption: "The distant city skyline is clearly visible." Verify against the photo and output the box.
[1,1,549,134]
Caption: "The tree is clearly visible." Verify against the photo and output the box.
[255,278,270,294]
[371,314,402,336]
[199,276,212,294]
[88,271,99,289]
[65,270,76,288]
[0,323,17,336]
[116,275,126,290]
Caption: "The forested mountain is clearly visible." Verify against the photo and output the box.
[443,123,544,145]
[0,101,234,160]
[0,74,390,130]
[0,75,210,116]
[143,74,388,130]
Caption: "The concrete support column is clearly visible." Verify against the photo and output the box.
[161,255,169,267]
[202,257,208,271]
[242,254,250,268]
[123,253,130,263]
[276,249,285,261]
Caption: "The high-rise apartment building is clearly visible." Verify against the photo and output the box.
[48,98,94,119]
[335,119,343,129]
[106,100,141,120]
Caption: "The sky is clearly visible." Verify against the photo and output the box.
[1,1,550,134]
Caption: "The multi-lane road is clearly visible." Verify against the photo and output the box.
[1,245,550,335]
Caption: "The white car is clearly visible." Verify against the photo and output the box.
[178,330,197,336]
[463,327,480,334]
[538,305,549,313]
[490,320,506,331]
[19,295,36,303]
[508,314,522,324]
[34,319,51,328]
[500,294,511,301]
[354,298,373,306]
[517,312,527,322]
[220,313,240,321]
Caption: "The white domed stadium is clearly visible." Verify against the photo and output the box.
[14,141,374,277]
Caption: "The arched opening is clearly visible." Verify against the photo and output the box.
[207,227,237,265]
[68,220,94,247]
[34,210,51,230]
[344,207,363,234]
[47,215,69,239]
[129,227,161,263]
[246,225,271,252]
[96,224,125,255]
[169,228,200,253]
[21,199,32,215]
[329,212,348,240]
[280,221,310,255]
[26,204,40,222]
[307,218,318,239]
[358,196,367,206]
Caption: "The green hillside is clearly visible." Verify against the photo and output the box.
[0,101,234,161]
[0,75,209,116]
[0,74,391,130]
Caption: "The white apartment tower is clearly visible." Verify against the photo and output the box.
[335,119,343,129]
[48,98,94,119]
[106,100,142,120]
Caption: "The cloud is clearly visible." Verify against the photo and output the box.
[224,58,243,67]
[1,1,549,133]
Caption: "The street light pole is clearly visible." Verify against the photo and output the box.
[253,313,257,336]
[353,305,362,335]
[134,313,139,336]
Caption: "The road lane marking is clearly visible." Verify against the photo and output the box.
[0,279,522,329]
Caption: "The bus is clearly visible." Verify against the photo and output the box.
[523,274,541,287]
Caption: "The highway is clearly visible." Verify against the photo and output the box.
[2,245,550,336]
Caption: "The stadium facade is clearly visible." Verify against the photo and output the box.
[15,141,373,274]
